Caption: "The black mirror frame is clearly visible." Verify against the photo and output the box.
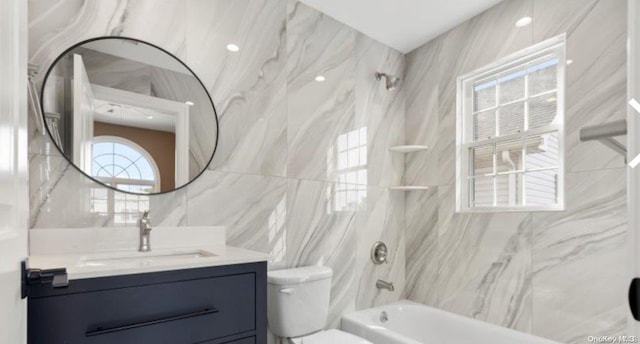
[39,36,219,196]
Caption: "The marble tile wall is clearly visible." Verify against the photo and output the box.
[28,0,625,341]
[27,0,405,330]
[403,0,627,343]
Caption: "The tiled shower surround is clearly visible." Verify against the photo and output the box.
[28,0,627,343]
[403,0,627,343]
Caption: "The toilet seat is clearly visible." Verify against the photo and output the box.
[290,329,372,344]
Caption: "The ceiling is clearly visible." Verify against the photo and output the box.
[83,40,190,75]
[93,100,177,133]
[299,0,504,53]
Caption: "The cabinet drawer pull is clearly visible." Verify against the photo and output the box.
[86,308,219,337]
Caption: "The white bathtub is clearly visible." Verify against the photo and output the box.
[341,300,561,344]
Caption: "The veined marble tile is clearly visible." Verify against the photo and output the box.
[29,153,112,229]
[531,168,627,343]
[29,154,186,229]
[403,187,439,306]
[533,0,627,173]
[286,0,356,183]
[355,33,405,188]
[355,186,405,309]
[185,170,288,266]
[437,184,532,331]
[401,0,627,340]
[435,0,533,186]
[285,178,357,328]
[404,39,440,188]
[29,154,70,228]
[29,0,187,84]
[147,187,188,228]
[28,113,61,157]
[187,0,287,177]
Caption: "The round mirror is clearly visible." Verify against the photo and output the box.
[40,37,218,195]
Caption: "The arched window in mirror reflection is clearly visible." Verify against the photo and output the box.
[91,136,160,192]
[90,136,158,225]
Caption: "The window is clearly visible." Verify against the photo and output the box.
[456,35,565,212]
[268,195,287,266]
[90,136,159,225]
[327,127,367,213]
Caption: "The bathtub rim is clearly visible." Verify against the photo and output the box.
[341,299,562,344]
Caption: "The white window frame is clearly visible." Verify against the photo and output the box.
[456,34,566,213]
[91,135,161,193]
[90,136,160,225]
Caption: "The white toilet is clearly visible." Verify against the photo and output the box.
[267,266,372,343]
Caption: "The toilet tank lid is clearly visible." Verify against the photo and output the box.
[267,266,333,285]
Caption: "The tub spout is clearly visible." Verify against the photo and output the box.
[376,279,394,292]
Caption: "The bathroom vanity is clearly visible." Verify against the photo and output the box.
[27,261,266,344]
[21,34,257,343]
[25,227,268,344]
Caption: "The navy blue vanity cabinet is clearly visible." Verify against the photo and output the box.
[203,336,256,344]
[27,262,266,344]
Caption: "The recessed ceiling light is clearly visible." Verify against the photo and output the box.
[566,59,574,65]
[146,115,154,120]
[631,98,640,114]
[185,101,195,106]
[315,75,326,82]
[226,44,240,52]
[515,16,532,27]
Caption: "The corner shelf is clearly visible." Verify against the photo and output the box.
[388,145,430,190]
[389,186,430,191]
[388,145,428,153]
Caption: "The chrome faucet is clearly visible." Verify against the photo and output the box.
[138,210,152,252]
[376,279,395,292]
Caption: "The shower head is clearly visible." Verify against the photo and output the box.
[376,72,401,91]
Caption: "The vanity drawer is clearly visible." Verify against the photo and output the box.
[28,272,256,344]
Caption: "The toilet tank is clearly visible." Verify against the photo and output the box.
[267,266,333,338]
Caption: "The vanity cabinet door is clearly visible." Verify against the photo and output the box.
[28,272,256,344]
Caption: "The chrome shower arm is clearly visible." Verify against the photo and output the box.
[579,119,627,141]
[579,119,627,160]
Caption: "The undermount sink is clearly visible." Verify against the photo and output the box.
[77,250,217,267]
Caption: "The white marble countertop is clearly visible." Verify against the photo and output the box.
[27,245,268,280]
